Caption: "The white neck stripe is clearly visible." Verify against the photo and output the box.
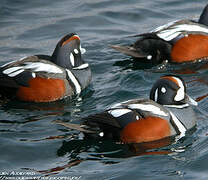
[72,63,89,70]
[66,69,81,94]
[70,53,75,67]
[164,104,189,108]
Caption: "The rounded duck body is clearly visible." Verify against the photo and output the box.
[0,33,91,102]
[111,4,208,64]
[58,75,197,144]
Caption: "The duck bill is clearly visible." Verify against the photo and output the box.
[185,94,198,106]
[110,45,148,58]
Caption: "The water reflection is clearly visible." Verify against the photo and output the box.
[18,126,196,176]
[114,58,208,74]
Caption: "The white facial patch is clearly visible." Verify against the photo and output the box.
[128,104,168,116]
[74,49,79,54]
[70,53,75,66]
[172,77,185,102]
[161,87,166,93]
[108,109,131,118]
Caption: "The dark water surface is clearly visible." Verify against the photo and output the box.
[0,0,208,179]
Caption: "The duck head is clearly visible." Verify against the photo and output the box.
[51,33,86,69]
[150,75,198,106]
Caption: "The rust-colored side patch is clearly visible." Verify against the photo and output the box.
[16,77,66,102]
[171,34,208,63]
[120,116,171,143]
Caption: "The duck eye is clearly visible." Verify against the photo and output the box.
[161,87,166,93]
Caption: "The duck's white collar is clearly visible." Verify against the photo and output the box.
[164,104,189,109]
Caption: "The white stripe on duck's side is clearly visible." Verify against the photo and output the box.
[7,69,25,77]
[156,24,208,41]
[3,66,23,75]
[128,104,168,117]
[164,104,189,109]
[3,62,63,77]
[23,62,63,73]
[108,109,132,118]
[66,69,81,94]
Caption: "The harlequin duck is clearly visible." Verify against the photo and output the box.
[56,75,197,144]
[111,4,208,64]
[0,33,91,102]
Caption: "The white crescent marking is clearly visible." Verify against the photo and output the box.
[154,88,158,102]
[66,69,81,94]
[170,111,186,139]
[70,53,75,67]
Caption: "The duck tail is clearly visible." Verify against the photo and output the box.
[199,4,208,26]
[53,120,95,134]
